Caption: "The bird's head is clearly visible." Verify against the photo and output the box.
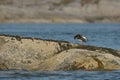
[74,34,82,39]
[74,34,88,42]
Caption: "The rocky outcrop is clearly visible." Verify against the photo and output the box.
[0,34,120,71]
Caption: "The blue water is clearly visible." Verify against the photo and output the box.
[0,23,120,80]
[0,70,120,80]
[0,23,120,49]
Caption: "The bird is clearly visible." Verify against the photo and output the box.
[74,34,88,43]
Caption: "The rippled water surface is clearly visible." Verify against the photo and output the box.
[0,70,120,80]
[0,23,120,49]
[0,23,120,80]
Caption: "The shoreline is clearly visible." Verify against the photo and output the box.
[0,17,120,24]
[0,0,120,23]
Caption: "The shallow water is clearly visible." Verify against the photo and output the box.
[0,23,120,80]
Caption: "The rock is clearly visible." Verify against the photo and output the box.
[39,49,120,71]
[0,34,120,71]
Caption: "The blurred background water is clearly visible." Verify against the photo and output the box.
[0,23,120,80]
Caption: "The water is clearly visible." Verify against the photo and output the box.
[0,23,120,80]
[0,70,120,80]
[0,23,120,49]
